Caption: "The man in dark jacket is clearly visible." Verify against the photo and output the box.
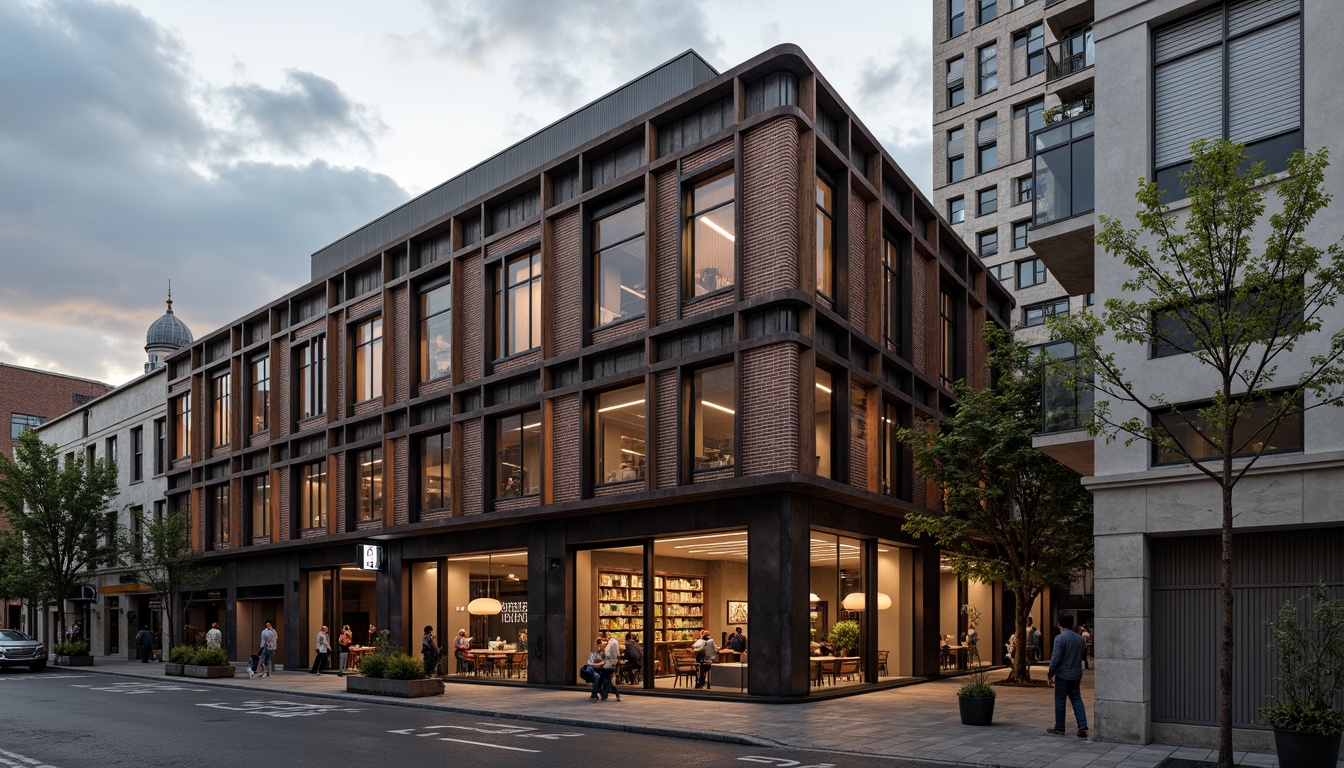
[1046,614,1089,738]
[134,626,154,663]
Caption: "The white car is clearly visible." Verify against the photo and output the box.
[0,629,47,672]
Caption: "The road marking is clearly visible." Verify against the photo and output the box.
[0,675,90,682]
[434,739,540,753]
[0,748,58,768]
[197,699,366,717]
[391,724,583,739]
[71,681,207,694]
[738,758,835,768]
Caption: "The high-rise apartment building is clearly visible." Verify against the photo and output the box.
[932,0,1094,344]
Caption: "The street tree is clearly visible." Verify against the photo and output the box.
[0,430,119,640]
[1052,140,1344,766]
[119,507,219,650]
[899,325,1094,684]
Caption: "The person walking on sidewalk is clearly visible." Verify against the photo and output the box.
[259,621,278,677]
[1046,614,1089,738]
[337,625,353,676]
[422,626,440,677]
[310,625,330,674]
[135,625,154,663]
[205,622,223,650]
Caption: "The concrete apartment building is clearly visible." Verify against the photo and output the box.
[160,45,1014,697]
[1019,0,1344,756]
[932,0,1094,347]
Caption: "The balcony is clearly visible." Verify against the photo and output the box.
[1045,28,1093,82]
[1033,340,1094,476]
[1029,113,1095,296]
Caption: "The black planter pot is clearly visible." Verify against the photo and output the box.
[958,694,996,726]
[1272,727,1342,768]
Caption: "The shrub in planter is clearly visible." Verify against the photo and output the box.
[191,647,229,667]
[956,604,996,726]
[827,620,861,656]
[169,646,194,664]
[382,653,426,680]
[1260,582,1344,768]
[358,652,389,679]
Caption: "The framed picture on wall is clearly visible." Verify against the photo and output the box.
[727,600,748,625]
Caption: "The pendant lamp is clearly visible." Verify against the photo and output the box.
[467,554,502,616]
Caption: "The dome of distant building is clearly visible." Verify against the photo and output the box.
[144,289,193,373]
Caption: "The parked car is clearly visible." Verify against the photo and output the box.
[0,629,47,672]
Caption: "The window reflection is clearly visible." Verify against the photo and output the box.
[594,202,646,326]
[688,172,735,298]
[692,364,735,470]
[596,384,646,484]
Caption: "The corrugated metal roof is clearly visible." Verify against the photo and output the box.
[310,50,719,279]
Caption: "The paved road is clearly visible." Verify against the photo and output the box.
[0,669,952,768]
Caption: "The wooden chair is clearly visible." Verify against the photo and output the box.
[830,656,860,684]
[877,649,890,677]
[673,655,698,688]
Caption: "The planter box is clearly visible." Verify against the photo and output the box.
[958,694,996,726]
[183,664,236,679]
[164,663,185,676]
[346,676,444,699]
[56,655,94,666]
[1273,727,1343,768]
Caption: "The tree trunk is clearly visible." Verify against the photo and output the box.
[1218,469,1235,767]
[1009,590,1034,682]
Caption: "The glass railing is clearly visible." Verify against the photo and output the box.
[1038,340,1092,434]
[1031,113,1094,227]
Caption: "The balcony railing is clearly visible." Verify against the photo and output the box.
[1031,113,1094,227]
[1039,340,1092,434]
[1045,28,1093,81]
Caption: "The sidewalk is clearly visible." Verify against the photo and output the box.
[71,658,1290,768]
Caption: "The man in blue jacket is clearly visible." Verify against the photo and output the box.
[1046,614,1089,738]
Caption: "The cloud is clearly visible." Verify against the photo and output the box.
[222,70,387,154]
[410,0,723,109]
[0,1,408,385]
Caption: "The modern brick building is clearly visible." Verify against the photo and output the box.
[164,45,1011,696]
[1,362,112,629]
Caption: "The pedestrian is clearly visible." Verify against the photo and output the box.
[1045,614,1089,738]
[205,621,223,650]
[259,620,278,677]
[1080,624,1093,669]
[134,625,154,663]
[600,630,621,701]
[1024,617,1038,664]
[337,625,353,677]
[727,626,747,653]
[66,620,84,644]
[422,625,440,677]
[310,624,330,674]
[621,632,643,683]
[692,629,718,689]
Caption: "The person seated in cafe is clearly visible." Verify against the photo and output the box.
[454,628,474,672]
[517,630,528,652]
[692,629,718,689]
[621,632,643,682]
[727,627,747,654]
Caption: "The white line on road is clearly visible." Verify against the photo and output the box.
[0,748,57,768]
[435,738,540,753]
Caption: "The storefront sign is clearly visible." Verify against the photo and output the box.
[500,600,528,624]
[358,544,386,572]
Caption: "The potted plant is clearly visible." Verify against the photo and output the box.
[348,649,443,698]
[54,640,93,666]
[165,646,235,678]
[828,620,860,657]
[957,604,995,726]
[1260,582,1344,768]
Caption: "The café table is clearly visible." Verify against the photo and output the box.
[808,655,860,686]
[346,645,374,671]
[467,649,525,677]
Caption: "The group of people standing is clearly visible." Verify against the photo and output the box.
[584,630,644,701]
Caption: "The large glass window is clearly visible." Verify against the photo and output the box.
[949,197,965,224]
[420,430,451,511]
[249,474,270,541]
[10,413,44,439]
[1014,23,1045,77]
[977,186,997,216]
[420,283,452,381]
[815,176,835,302]
[977,230,998,257]
[356,446,383,522]
[498,248,542,357]
[1154,395,1303,465]
[1023,297,1069,327]
[131,426,144,482]
[496,409,541,498]
[250,357,269,435]
[173,394,191,460]
[879,402,904,498]
[596,384,646,485]
[296,335,327,420]
[940,288,960,386]
[594,202,646,326]
[978,0,996,23]
[1154,0,1300,200]
[808,530,869,688]
[946,57,965,108]
[1014,98,1044,158]
[815,368,835,479]
[692,363,735,471]
[686,171,736,298]
[949,0,964,37]
[353,316,383,403]
[1012,221,1029,250]
[1016,258,1046,288]
[300,461,327,530]
[882,238,902,351]
[977,115,997,173]
[211,372,230,447]
[210,484,229,546]
[978,43,997,94]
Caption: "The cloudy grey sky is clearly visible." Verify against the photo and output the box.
[1,0,933,386]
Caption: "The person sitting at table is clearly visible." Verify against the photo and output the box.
[692,629,718,689]
[454,628,474,673]
[517,630,528,652]
[621,632,643,682]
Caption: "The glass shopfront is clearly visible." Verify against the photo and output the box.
[412,550,530,680]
